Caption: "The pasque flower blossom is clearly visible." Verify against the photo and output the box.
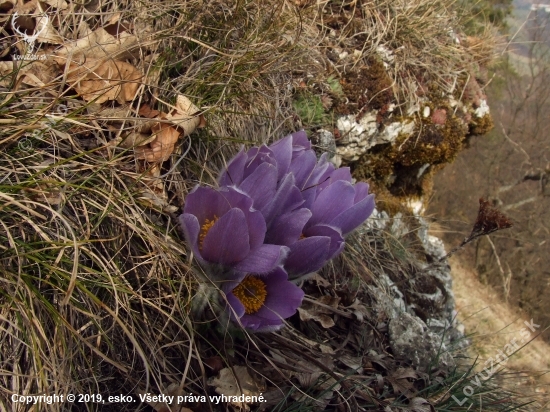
[180,130,375,330]
[179,186,288,276]
[224,267,304,331]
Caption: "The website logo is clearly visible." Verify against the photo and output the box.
[11,12,49,60]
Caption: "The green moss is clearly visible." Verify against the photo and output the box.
[292,92,327,125]
[326,75,344,96]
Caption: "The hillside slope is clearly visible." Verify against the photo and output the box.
[450,256,550,407]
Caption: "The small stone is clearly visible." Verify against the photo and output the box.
[423,106,430,118]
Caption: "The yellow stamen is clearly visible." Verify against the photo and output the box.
[232,276,268,314]
[299,233,306,239]
[199,215,218,250]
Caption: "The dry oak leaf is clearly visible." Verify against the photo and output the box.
[165,95,205,135]
[0,60,57,88]
[34,2,63,44]
[61,58,142,104]
[55,25,138,61]
[298,295,341,328]
[133,96,203,162]
[136,163,179,212]
[134,122,180,162]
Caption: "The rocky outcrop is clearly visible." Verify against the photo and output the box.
[313,31,494,212]
[358,210,467,372]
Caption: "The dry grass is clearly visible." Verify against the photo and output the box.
[0,0,517,411]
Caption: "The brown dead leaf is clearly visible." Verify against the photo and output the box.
[308,273,331,287]
[283,353,339,410]
[34,3,63,44]
[135,122,180,162]
[298,295,340,328]
[55,25,138,61]
[18,61,58,87]
[43,0,68,9]
[208,366,264,410]
[132,95,202,162]
[347,298,370,322]
[62,59,142,104]
[387,367,418,398]
[0,1,14,12]
[204,356,224,373]
[165,95,205,136]
[338,354,364,373]
[0,61,14,87]
[136,164,178,213]
[298,307,334,328]
[409,397,435,412]
[139,104,161,119]
[0,60,58,89]
[22,183,63,205]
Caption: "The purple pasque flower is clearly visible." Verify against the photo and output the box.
[265,207,345,278]
[224,267,304,331]
[179,186,288,275]
[306,167,375,236]
[218,144,304,225]
[213,130,375,279]
[269,130,315,184]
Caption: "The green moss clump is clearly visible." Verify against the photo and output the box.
[292,92,327,125]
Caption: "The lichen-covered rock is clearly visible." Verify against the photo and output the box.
[389,312,456,372]
[361,212,468,371]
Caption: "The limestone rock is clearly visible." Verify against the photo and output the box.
[389,312,456,372]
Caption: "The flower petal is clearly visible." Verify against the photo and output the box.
[289,149,317,189]
[220,186,255,211]
[183,186,231,226]
[201,208,250,265]
[354,181,370,202]
[263,173,304,224]
[291,130,311,152]
[269,134,293,181]
[316,167,352,192]
[217,187,266,249]
[239,162,278,213]
[330,193,375,235]
[245,208,267,252]
[234,244,289,274]
[179,213,202,258]
[254,268,304,320]
[285,236,331,277]
[304,224,345,259]
[226,292,246,321]
[309,180,355,227]
[306,153,333,186]
[243,145,276,180]
[266,208,311,246]
[219,148,247,186]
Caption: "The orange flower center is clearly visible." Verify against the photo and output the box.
[232,276,268,314]
[199,216,218,250]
